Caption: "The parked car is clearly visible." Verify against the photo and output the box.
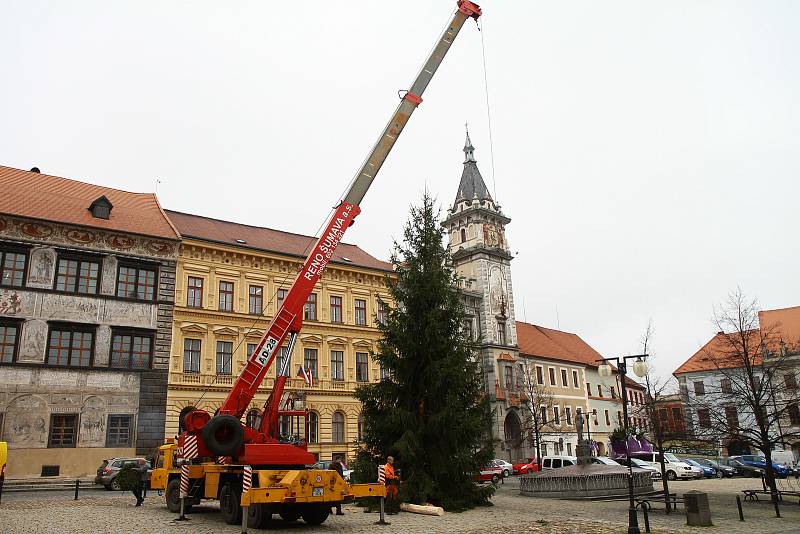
[732,455,791,478]
[632,452,695,481]
[312,460,352,481]
[693,458,735,478]
[95,457,151,490]
[493,459,514,477]
[540,455,577,470]
[683,458,717,478]
[516,459,540,475]
[590,456,620,466]
[719,458,764,478]
[471,463,503,483]
[613,457,663,480]
[513,457,537,474]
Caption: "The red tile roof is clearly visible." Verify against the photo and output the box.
[0,166,179,240]
[165,210,393,273]
[673,305,800,375]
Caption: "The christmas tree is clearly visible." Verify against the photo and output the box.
[354,193,494,511]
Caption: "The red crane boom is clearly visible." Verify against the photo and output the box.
[179,0,482,467]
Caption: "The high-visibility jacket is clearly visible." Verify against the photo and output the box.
[384,463,397,480]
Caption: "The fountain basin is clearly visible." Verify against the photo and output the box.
[519,464,653,499]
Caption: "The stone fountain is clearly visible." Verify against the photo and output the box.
[519,414,653,499]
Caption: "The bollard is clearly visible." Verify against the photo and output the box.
[74,479,79,500]
[0,477,4,505]
[241,506,249,533]
[684,490,712,527]
[175,496,189,521]
[772,493,781,518]
[736,495,744,521]
[175,465,190,522]
[642,504,651,533]
[374,496,390,525]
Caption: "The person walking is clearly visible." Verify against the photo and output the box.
[329,456,345,515]
[132,458,149,506]
[384,456,400,514]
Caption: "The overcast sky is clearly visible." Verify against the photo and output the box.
[3,1,798,384]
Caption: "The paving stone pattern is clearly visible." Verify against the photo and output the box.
[1,477,799,533]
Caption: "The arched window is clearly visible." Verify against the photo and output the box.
[357,413,364,442]
[307,411,319,444]
[246,409,261,429]
[460,228,467,243]
[332,411,346,443]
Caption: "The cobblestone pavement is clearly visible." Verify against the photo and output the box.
[1,476,799,533]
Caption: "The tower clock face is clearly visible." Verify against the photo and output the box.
[488,266,507,316]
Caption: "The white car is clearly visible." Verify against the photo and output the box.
[634,453,696,480]
[591,456,620,466]
[541,455,578,470]
[493,459,514,477]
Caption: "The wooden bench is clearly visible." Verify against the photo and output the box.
[741,489,795,502]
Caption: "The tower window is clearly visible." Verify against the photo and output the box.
[460,228,466,243]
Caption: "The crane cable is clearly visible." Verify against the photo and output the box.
[478,17,498,202]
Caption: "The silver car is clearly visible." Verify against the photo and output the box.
[95,457,150,490]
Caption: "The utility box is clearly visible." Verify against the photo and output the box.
[684,490,712,526]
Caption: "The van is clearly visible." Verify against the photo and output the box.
[541,455,577,470]
[770,450,796,468]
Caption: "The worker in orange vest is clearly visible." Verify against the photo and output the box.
[384,456,400,514]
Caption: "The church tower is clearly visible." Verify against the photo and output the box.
[442,131,521,458]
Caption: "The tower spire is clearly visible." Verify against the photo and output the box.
[464,123,476,163]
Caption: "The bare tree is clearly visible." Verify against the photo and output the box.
[631,320,680,511]
[520,358,556,460]
[686,290,800,503]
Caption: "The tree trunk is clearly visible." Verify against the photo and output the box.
[763,446,779,504]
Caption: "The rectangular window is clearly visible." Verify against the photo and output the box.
[536,366,544,385]
[276,346,290,375]
[117,264,156,301]
[247,343,257,362]
[187,277,203,307]
[597,384,603,398]
[380,364,390,381]
[565,406,572,425]
[304,293,317,321]
[356,352,369,382]
[785,373,797,390]
[548,367,556,386]
[725,406,738,429]
[47,325,94,366]
[572,370,579,388]
[504,365,513,388]
[218,281,234,312]
[354,299,367,326]
[106,414,133,447]
[183,338,201,373]
[48,414,78,448]
[553,406,560,425]
[610,386,616,398]
[497,322,506,344]
[463,318,474,340]
[377,300,389,325]
[659,408,669,422]
[560,369,568,387]
[0,320,20,363]
[330,296,342,323]
[0,247,27,287]
[540,406,548,424]
[110,330,153,369]
[567,442,573,456]
[671,407,682,427]
[720,378,732,394]
[617,411,622,424]
[697,408,711,428]
[331,350,344,381]
[249,285,263,315]
[604,409,610,426]
[55,256,100,294]
[304,348,318,379]
[693,381,705,396]
[586,382,591,395]
[276,288,287,312]
[788,403,800,425]
[216,341,233,375]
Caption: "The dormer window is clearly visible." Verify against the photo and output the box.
[88,196,113,219]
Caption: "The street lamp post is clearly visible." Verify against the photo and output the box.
[577,408,598,455]
[598,354,649,534]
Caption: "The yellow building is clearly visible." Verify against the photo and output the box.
[164,210,393,462]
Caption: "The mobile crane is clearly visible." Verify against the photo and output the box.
[150,1,482,527]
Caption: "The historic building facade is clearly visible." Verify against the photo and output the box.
[164,210,393,463]
[0,166,179,477]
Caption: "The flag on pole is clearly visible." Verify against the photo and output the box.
[297,364,313,387]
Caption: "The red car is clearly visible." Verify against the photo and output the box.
[515,458,540,475]
[471,463,503,483]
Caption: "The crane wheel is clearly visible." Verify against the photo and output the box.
[279,508,302,522]
[301,504,330,525]
[202,415,244,457]
[248,504,272,528]
[219,481,243,525]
